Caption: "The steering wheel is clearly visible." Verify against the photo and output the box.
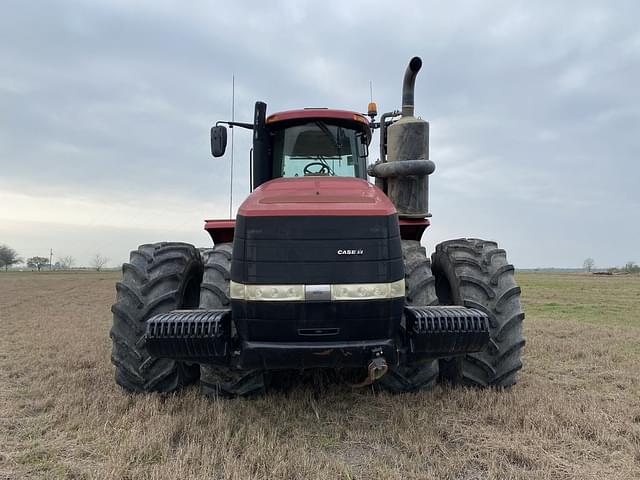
[303,162,332,176]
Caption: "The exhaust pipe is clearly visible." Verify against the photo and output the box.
[402,56,422,117]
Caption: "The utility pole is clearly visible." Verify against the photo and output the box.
[50,248,53,271]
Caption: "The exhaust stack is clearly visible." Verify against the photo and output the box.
[369,56,434,218]
[402,56,422,117]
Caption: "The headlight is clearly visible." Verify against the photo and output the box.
[231,282,304,301]
[229,279,404,301]
[331,279,405,301]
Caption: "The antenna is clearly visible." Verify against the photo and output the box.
[228,74,235,219]
[369,80,373,103]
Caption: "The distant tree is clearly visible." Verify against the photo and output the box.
[58,255,75,270]
[0,244,22,271]
[583,258,595,272]
[27,256,50,272]
[624,261,639,274]
[91,253,109,272]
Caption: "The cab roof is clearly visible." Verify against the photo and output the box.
[266,108,371,142]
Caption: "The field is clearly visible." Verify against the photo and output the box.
[1,271,639,479]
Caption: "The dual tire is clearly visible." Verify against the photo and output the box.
[432,239,526,387]
[110,242,265,396]
[376,240,439,393]
[198,245,266,397]
[379,238,525,392]
[110,242,202,393]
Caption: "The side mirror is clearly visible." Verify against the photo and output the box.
[336,127,345,149]
[210,125,227,157]
[358,132,369,158]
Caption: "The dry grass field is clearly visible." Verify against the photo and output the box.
[1,271,639,479]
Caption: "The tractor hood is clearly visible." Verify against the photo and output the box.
[231,176,404,339]
[237,177,396,217]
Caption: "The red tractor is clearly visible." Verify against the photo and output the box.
[110,57,525,396]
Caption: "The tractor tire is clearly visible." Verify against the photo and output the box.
[431,238,525,388]
[110,242,203,393]
[198,243,266,398]
[377,240,439,393]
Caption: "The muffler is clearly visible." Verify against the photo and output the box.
[368,56,433,218]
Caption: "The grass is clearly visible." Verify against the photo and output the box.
[1,271,639,479]
[519,272,640,327]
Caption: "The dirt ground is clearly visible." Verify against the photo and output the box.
[1,271,639,479]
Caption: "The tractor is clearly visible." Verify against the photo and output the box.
[110,57,525,397]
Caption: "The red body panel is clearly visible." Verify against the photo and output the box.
[238,177,396,217]
[204,178,430,243]
[203,219,235,244]
[204,217,429,244]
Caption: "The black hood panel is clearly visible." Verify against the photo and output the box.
[231,214,403,284]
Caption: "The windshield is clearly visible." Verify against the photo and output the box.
[272,121,366,178]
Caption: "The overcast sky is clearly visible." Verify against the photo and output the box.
[1,0,638,269]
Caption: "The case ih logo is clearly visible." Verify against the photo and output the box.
[337,249,364,256]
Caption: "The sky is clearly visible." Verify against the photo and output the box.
[0,0,638,269]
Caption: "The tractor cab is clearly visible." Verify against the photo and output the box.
[267,109,371,180]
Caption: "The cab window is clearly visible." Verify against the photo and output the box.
[272,121,367,178]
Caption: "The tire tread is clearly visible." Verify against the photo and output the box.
[432,238,525,388]
[110,242,203,393]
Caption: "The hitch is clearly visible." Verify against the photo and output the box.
[352,349,389,388]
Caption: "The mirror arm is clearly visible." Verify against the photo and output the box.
[216,120,254,130]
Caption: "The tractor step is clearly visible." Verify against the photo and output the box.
[145,309,231,362]
[405,306,490,357]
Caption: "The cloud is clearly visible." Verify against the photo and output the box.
[1,0,638,268]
